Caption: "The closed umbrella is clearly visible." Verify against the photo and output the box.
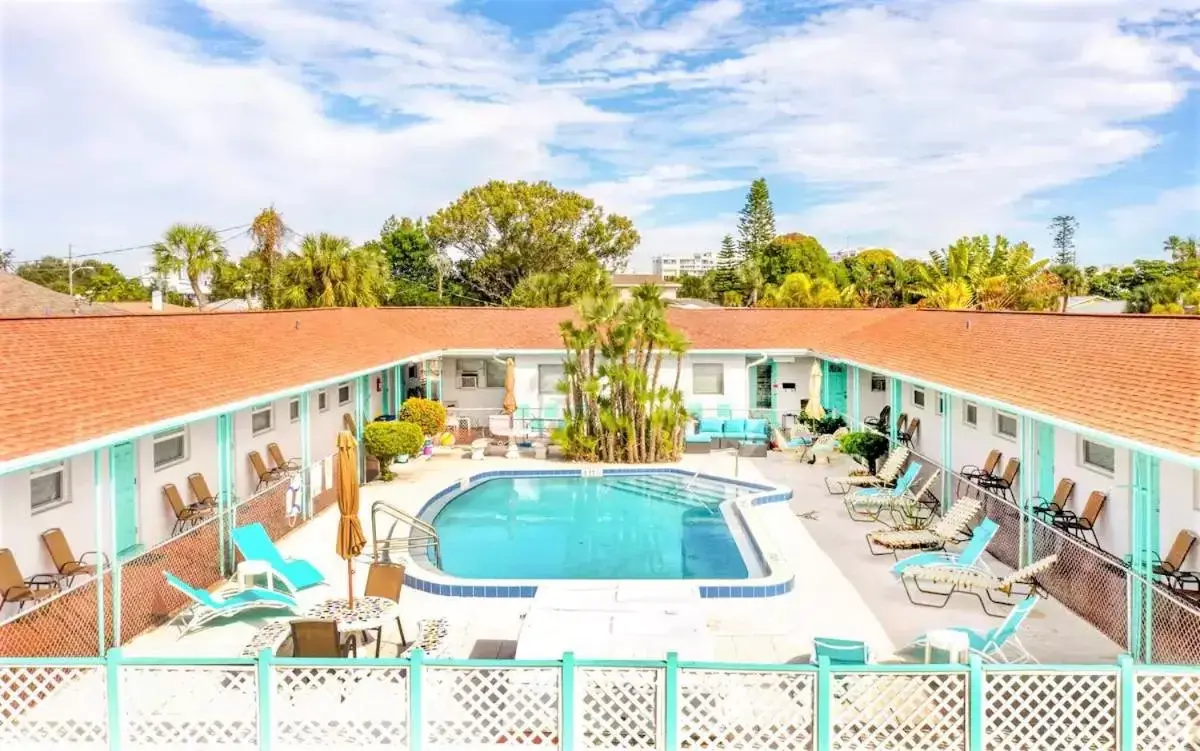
[501,358,519,459]
[336,430,367,606]
[805,360,826,420]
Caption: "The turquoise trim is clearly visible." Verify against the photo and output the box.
[1118,654,1134,751]
[941,394,954,512]
[299,392,311,518]
[216,413,234,575]
[93,448,106,654]
[663,652,678,751]
[968,655,984,751]
[561,651,575,751]
[106,449,122,647]
[888,377,901,444]
[849,366,861,425]
[106,648,121,751]
[1037,422,1055,502]
[1019,416,1035,566]
[381,369,391,416]
[393,364,404,414]
[257,649,273,751]
[816,656,831,751]
[409,648,424,751]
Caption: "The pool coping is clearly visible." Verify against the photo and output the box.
[400,467,796,599]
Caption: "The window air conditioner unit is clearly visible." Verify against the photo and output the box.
[460,373,479,389]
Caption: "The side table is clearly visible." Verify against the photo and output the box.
[924,628,970,664]
[236,559,276,591]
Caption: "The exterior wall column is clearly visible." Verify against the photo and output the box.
[1018,415,1036,566]
[941,394,954,512]
[1130,451,1160,662]
[106,446,123,647]
[1037,422,1055,503]
[299,391,311,517]
[216,412,234,575]
[849,366,861,426]
[381,370,391,416]
[888,377,902,444]
[93,448,108,652]
[356,375,369,482]
[393,364,404,414]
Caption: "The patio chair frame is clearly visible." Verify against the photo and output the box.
[1152,529,1197,585]
[824,446,909,495]
[865,497,982,557]
[1050,491,1107,549]
[249,450,287,491]
[188,472,220,507]
[1031,478,1076,522]
[976,458,1020,502]
[267,442,302,474]
[40,528,109,587]
[0,548,61,612]
[164,483,215,535]
[900,555,1056,618]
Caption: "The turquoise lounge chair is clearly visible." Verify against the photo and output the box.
[844,462,921,521]
[910,596,1040,663]
[891,518,999,576]
[165,572,297,636]
[810,637,871,665]
[231,522,325,592]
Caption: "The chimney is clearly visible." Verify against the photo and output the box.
[152,289,163,312]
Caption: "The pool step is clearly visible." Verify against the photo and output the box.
[624,473,740,499]
[606,476,730,507]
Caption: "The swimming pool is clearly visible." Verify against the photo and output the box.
[427,473,760,580]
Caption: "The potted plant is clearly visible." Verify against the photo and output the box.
[363,421,424,481]
[838,430,889,473]
[399,398,448,438]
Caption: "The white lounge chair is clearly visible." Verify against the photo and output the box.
[866,497,982,556]
[165,572,298,636]
[824,446,909,493]
[899,555,1058,617]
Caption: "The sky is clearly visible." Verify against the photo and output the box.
[2,0,1198,275]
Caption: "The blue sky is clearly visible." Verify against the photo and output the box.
[2,0,1198,273]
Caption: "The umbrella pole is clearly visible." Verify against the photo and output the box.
[347,560,354,607]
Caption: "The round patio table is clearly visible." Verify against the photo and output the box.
[305,596,400,633]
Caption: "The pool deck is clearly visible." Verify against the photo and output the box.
[124,450,1121,664]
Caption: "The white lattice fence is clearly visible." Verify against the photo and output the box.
[678,669,814,750]
[984,670,1118,750]
[1135,672,1200,750]
[831,672,967,750]
[119,665,258,750]
[578,667,661,749]
[0,665,108,750]
[273,666,409,747]
[423,666,560,748]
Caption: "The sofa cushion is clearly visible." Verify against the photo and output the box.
[698,418,725,434]
[685,433,714,444]
[722,419,747,435]
[722,432,749,440]
[745,418,768,437]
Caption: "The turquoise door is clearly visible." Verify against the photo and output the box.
[827,364,848,415]
[111,442,139,556]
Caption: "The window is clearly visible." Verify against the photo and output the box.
[251,404,274,435]
[153,426,188,469]
[289,398,301,423]
[963,402,978,427]
[1080,438,1116,474]
[912,388,926,409]
[936,394,946,416]
[693,363,725,395]
[870,374,886,392]
[337,382,352,405]
[485,359,507,388]
[995,411,1018,440]
[538,364,563,394]
[30,462,68,512]
[317,390,329,412]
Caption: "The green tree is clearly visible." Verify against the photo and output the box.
[675,273,714,301]
[755,233,833,286]
[426,180,638,303]
[210,256,263,303]
[842,248,912,307]
[277,233,390,308]
[738,256,765,307]
[16,257,151,302]
[1049,263,1088,311]
[714,234,739,296]
[1164,235,1199,264]
[737,177,775,260]
[508,259,612,307]
[0,249,13,273]
[363,216,450,306]
[1048,215,1079,265]
[151,223,227,307]
[759,272,850,308]
[248,206,286,309]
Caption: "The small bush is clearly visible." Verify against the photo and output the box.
[798,412,846,435]
[364,421,424,481]
[839,430,890,472]
[398,398,447,436]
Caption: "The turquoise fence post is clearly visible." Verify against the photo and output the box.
[93,448,106,654]
[888,377,901,445]
[816,656,831,751]
[356,375,368,482]
[106,448,122,647]
[941,394,954,512]
[664,652,678,751]
[393,364,404,414]
[849,366,861,426]
[1118,654,1135,751]
[1129,457,1144,661]
[968,655,984,751]
[1019,416,1035,566]
[561,652,575,751]
[216,412,234,574]
[257,649,273,751]
[409,648,424,751]
[1145,456,1160,661]
[299,391,312,518]
[1036,422,1055,502]
[106,647,121,751]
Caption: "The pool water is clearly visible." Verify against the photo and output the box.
[429,475,752,580]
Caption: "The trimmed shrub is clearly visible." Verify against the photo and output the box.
[364,421,424,480]
[839,430,890,473]
[399,398,447,436]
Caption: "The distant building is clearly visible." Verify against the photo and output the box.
[1064,296,1127,314]
[652,252,718,280]
[0,272,123,316]
[611,274,681,301]
[138,263,210,303]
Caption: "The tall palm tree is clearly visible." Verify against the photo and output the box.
[151,223,227,307]
[249,206,286,308]
[278,233,389,308]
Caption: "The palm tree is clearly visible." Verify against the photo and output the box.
[249,206,286,308]
[151,223,227,307]
[278,233,389,308]
[759,272,849,308]
[1164,235,1199,263]
[738,257,765,306]
[916,279,974,309]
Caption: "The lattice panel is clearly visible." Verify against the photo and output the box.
[579,667,660,749]
[0,666,108,748]
[120,665,258,748]
[984,671,1117,750]
[1149,588,1200,665]
[831,672,967,750]
[678,669,814,750]
[1135,673,1200,750]
[274,666,409,747]
[423,666,560,748]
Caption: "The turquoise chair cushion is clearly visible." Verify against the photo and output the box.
[722,419,748,435]
[685,433,714,444]
[811,637,870,665]
[698,418,725,434]
[745,419,768,437]
[789,437,813,447]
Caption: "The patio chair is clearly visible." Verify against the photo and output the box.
[842,462,922,522]
[290,619,356,658]
[364,561,407,656]
[890,518,999,575]
[957,450,1001,496]
[164,483,215,535]
[188,472,220,507]
[899,554,1057,617]
[864,405,890,431]
[824,446,910,494]
[866,497,983,557]
[268,443,302,474]
[809,428,849,464]
[1153,530,1198,586]
[249,450,287,491]
[1049,491,1107,549]
[897,417,919,449]
[976,458,1020,502]
[231,522,325,591]
[40,528,108,586]
[1031,478,1076,522]
[870,470,944,529]
[809,637,871,665]
[0,548,60,612]
[772,427,813,462]
[165,571,297,636]
[909,596,1040,663]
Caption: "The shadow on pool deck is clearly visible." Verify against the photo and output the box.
[748,453,1124,664]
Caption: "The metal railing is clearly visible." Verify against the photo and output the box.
[371,500,442,569]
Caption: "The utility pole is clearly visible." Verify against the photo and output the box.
[67,243,74,299]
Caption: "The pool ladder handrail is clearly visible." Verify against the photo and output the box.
[370,500,443,569]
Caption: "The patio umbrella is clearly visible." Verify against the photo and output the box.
[805,360,826,420]
[336,430,367,606]
[501,357,517,416]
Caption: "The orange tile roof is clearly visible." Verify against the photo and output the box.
[0,307,1196,464]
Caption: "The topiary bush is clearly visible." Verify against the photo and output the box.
[398,398,447,436]
[364,421,424,480]
[798,412,846,435]
[839,430,890,473]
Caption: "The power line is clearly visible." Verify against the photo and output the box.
[6,223,253,268]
